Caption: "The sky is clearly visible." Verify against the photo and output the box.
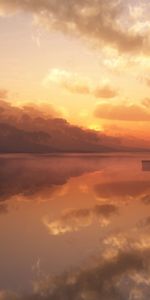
[0,0,150,147]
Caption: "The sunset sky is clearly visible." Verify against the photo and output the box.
[0,0,150,145]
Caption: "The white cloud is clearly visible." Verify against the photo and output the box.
[44,69,118,98]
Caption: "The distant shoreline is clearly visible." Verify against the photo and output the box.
[0,151,150,157]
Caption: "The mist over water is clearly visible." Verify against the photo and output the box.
[0,153,150,300]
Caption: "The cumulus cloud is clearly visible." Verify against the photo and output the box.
[43,204,118,235]
[94,102,150,121]
[0,0,149,55]
[45,69,118,98]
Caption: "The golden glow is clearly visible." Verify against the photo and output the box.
[88,123,103,132]
[0,0,149,148]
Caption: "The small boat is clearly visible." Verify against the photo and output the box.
[142,160,150,171]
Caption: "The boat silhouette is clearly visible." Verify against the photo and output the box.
[142,160,150,171]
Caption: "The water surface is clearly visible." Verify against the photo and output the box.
[0,153,150,299]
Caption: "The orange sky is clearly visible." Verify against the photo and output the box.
[0,0,150,144]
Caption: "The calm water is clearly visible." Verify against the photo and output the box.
[0,153,150,300]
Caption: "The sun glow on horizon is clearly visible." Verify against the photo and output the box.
[0,0,149,150]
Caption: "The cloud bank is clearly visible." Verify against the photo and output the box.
[0,100,125,153]
[0,99,149,152]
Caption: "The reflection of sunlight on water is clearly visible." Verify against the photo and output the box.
[0,154,150,299]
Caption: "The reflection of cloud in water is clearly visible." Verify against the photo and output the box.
[0,203,8,214]
[0,291,19,300]
[2,244,150,299]
[95,180,150,201]
[137,216,150,229]
[141,195,150,205]
[43,204,119,235]
[32,206,150,300]
[0,155,105,202]
[0,154,150,299]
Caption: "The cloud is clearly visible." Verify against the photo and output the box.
[45,69,117,98]
[44,69,91,95]
[43,204,118,235]
[0,100,124,153]
[1,0,149,55]
[144,77,150,87]
[94,102,150,121]
[142,98,150,108]
[0,89,8,100]
[94,85,118,99]
[0,100,149,154]
[0,100,60,123]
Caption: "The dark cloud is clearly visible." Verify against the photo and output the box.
[0,0,149,55]
[0,122,53,153]
[94,102,150,121]
[0,100,123,153]
[0,100,149,152]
